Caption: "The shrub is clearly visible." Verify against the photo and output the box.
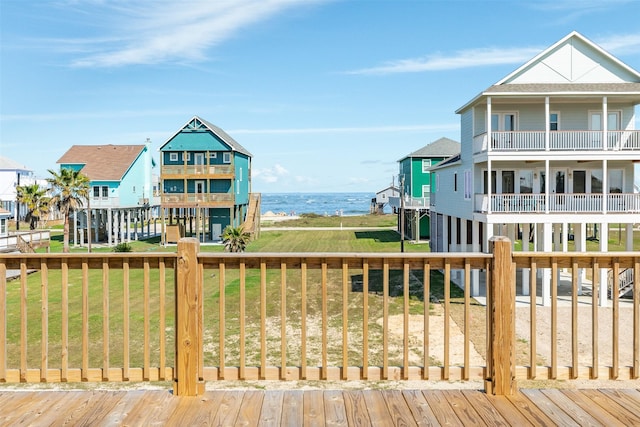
[113,242,132,252]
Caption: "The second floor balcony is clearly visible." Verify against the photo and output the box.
[161,192,234,206]
[475,192,640,214]
[473,130,640,154]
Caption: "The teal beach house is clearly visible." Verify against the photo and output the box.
[159,116,256,243]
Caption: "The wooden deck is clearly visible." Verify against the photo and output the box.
[2,387,640,426]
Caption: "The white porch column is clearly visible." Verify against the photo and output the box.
[451,218,458,252]
[487,159,492,214]
[626,223,634,251]
[545,96,550,151]
[542,222,553,306]
[561,222,568,254]
[602,96,608,151]
[545,160,550,214]
[575,223,587,295]
[460,219,468,251]
[442,214,449,252]
[485,221,494,253]
[599,222,609,307]
[602,159,608,215]
[107,208,112,246]
[127,210,132,242]
[553,223,561,251]
[487,97,492,153]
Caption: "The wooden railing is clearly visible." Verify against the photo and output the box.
[1,239,639,396]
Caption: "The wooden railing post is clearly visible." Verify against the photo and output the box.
[174,238,204,396]
[485,236,517,395]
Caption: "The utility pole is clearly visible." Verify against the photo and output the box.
[400,175,405,253]
[15,172,20,230]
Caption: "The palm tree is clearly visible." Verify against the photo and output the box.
[47,168,90,253]
[15,183,50,230]
[221,225,251,253]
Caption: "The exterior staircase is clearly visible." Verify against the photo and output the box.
[242,193,261,239]
[609,267,635,298]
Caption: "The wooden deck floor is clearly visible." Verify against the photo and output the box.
[1,387,640,426]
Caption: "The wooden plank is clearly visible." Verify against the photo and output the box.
[211,390,245,426]
[539,389,602,426]
[117,390,179,426]
[506,391,556,426]
[459,390,510,426]
[282,262,287,380]
[260,261,267,380]
[519,389,580,426]
[61,260,68,381]
[559,389,626,427]
[343,260,349,380]
[444,263,450,380]
[420,390,463,426]
[240,262,246,379]
[551,258,557,379]
[612,260,620,379]
[463,260,470,380]
[236,390,264,427]
[20,258,27,382]
[599,389,640,414]
[382,389,418,427]
[571,259,578,379]
[403,262,410,379]
[322,262,328,380]
[440,390,486,426]
[281,389,304,426]
[303,389,326,427]
[163,393,220,426]
[70,391,128,426]
[123,257,130,381]
[479,393,532,426]
[258,390,284,427]
[323,390,348,427]
[0,262,6,381]
[342,390,371,426]
[592,259,599,378]
[219,261,226,379]
[634,257,640,378]
[362,390,391,427]
[82,258,89,381]
[96,389,147,426]
[159,259,166,380]
[0,390,69,425]
[102,258,110,381]
[529,261,537,379]
[402,389,439,427]
[579,389,640,426]
[383,260,389,379]
[143,258,150,381]
[301,261,307,379]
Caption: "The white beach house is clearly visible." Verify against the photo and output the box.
[428,31,640,306]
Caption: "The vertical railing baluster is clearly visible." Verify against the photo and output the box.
[342,258,348,380]
[239,261,246,380]
[281,261,287,380]
[571,258,578,379]
[530,260,537,379]
[362,259,369,380]
[159,259,166,381]
[634,257,640,379]
[123,257,129,381]
[219,261,225,380]
[260,260,266,380]
[423,261,430,380]
[301,260,307,380]
[82,258,89,381]
[592,258,599,379]
[612,259,619,380]
[551,257,557,379]
[20,258,27,382]
[321,260,328,380]
[0,261,6,382]
[61,260,68,381]
[102,258,109,381]
[382,259,389,380]
[444,262,450,380]
[143,259,150,381]
[403,260,409,380]
[464,259,470,380]
[41,260,48,382]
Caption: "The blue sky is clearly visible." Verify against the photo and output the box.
[2,0,640,194]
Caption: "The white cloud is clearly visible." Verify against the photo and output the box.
[598,33,640,56]
[346,47,542,75]
[58,0,324,67]
[231,124,459,134]
[254,163,289,183]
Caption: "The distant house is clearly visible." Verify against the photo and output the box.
[0,156,37,221]
[390,137,460,240]
[371,186,399,214]
[159,116,256,243]
[428,31,640,306]
[56,141,158,245]
[0,208,9,237]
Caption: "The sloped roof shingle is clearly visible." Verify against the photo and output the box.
[56,145,145,181]
[400,137,460,161]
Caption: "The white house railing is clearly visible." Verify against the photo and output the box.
[473,130,640,153]
[475,193,640,213]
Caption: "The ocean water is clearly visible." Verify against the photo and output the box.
[260,192,374,216]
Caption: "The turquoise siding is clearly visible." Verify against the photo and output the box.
[162,132,229,152]
[234,154,250,204]
[118,149,148,206]
[164,180,184,193]
[59,164,84,172]
[210,180,231,193]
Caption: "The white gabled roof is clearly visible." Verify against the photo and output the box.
[456,31,640,113]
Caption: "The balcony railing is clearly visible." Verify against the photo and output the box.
[161,165,234,175]
[161,193,234,204]
[473,130,640,153]
[388,196,430,209]
[2,239,640,397]
[475,193,640,213]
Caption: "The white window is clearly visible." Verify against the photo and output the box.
[223,152,231,164]
[589,110,621,130]
[422,185,430,197]
[209,152,217,159]
[422,159,431,173]
[464,170,471,200]
[186,153,191,162]
[169,153,178,162]
[491,112,517,131]
[0,218,6,235]
[549,112,560,131]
